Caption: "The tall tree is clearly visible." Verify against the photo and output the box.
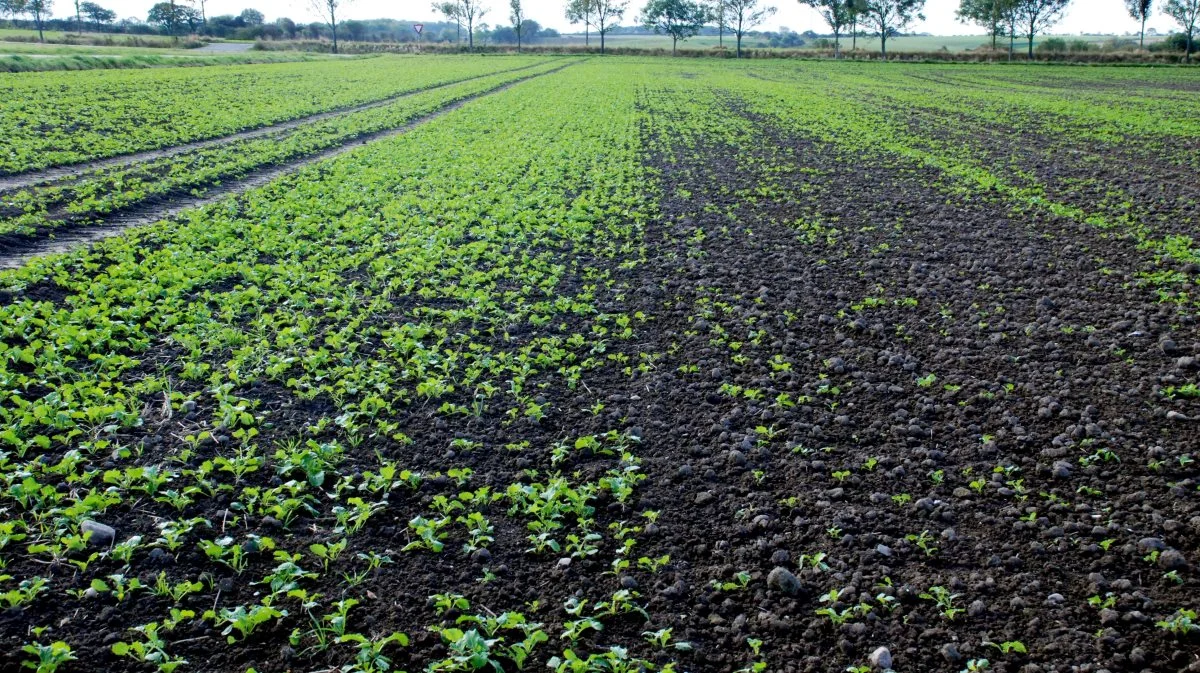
[1164,0,1198,62]
[641,0,706,54]
[458,0,489,50]
[195,0,206,29]
[565,0,593,45]
[308,0,354,53]
[726,0,774,57]
[859,0,924,58]
[509,0,524,50]
[25,0,48,40]
[586,0,627,53]
[847,0,867,50]
[1003,0,1018,59]
[801,0,851,57]
[434,1,463,42]
[1012,0,1069,58]
[1125,0,1152,48]
[2,0,28,28]
[148,1,189,37]
[80,0,113,29]
[709,0,727,46]
[957,0,1016,50]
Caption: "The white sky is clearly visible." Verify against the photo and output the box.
[87,0,1183,35]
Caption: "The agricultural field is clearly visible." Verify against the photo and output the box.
[0,55,1199,673]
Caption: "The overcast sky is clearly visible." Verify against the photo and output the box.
[87,0,1183,35]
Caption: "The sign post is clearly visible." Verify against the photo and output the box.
[413,23,424,53]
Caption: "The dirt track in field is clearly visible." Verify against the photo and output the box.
[0,59,559,192]
[0,62,576,269]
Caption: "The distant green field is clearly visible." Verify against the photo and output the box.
[0,41,200,56]
[0,27,185,51]
[554,32,1162,53]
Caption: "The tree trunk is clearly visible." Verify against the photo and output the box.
[517,22,521,52]
[36,15,44,42]
[600,28,605,54]
[1027,31,1034,59]
[851,21,856,51]
[834,26,840,58]
[1008,30,1013,61]
[736,32,741,58]
[672,35,676,55]
[585,23,589,46]
[1139,16,1145,49]
[332,12,339,54]
[718,25,722,47]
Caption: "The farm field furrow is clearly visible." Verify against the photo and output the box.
[0,55,556,176]
[0,57,559,193]
[0,58,1198,673]
[0,60,573,248]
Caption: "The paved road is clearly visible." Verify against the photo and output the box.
[194,42,255,53]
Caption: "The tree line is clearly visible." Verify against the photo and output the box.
[2,0,1195,62]
[430,0,1197,60]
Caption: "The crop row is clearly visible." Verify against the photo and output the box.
[0,60,682,673]
[630,61,1198,670]
[1,57,1198,673]
[0,54,556,176]
[0,60,570,239]
[703,60,1200,309]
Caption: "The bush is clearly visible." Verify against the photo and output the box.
[1037,37,1068,53]
[1149,33,1197,54]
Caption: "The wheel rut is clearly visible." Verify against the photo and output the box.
[0,61,578,270]
[0,59,562,192]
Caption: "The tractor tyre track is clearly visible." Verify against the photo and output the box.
[0,61,578,270]
[0,59,562,192]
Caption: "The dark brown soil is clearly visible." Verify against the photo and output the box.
[0,78,1197,673]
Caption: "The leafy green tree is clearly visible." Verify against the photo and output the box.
[586,0,627,53]
[457,0,488,50]
[1002,0,1019,58]
[1,0,28,28]
[641,0,707,54]
[509,0,524,50]
[148,1,191,37]
[801,0,852,57]
[276,16,296,37]
[433,0,463,42]
[957,0,1017,50]
[26,0,50,41]
[308,0,355,53]
[846,0,867,50]
[709,0,727,47]
[1012,0,1069,58]
[239,7,263,25]
[79,1,113,30]
[565,0,594,45]
[1164,0,1199,62]
[859,0,925,58]
[1125,0,1152,48]
[726,0,774,57]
